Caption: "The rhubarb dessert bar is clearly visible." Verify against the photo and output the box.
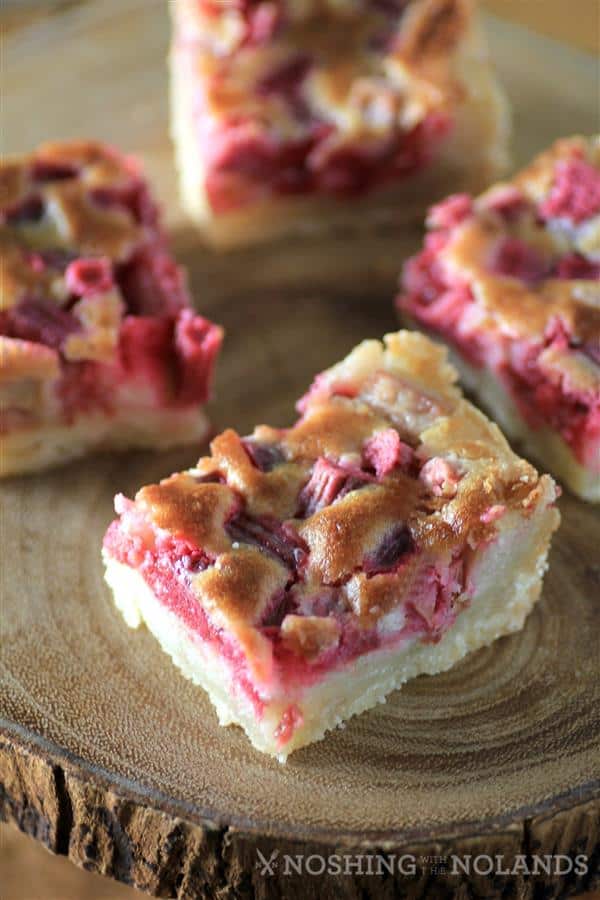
[103,331,559,759]
[0,141,223,476]
[170,0,510,248]
[397,135,600,501]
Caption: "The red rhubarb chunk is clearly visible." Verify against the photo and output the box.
[297,458,348,516]
[58,359,113,419]
[1,298,79,350]
[174,311,223,405]
[427,193,473,229]
[207,123,267,175]
[65,257,114,297]
[296,374,359,415]
[30,160,78,182]
[2,195,44,225]
[401,231,451,304]
[116,247,188,316]
[260,588,297,628]
[540,158,600,225]
[363,428,413,478]
[245,3,280,45]
[154,534,212,575]
[490,237,548,284]
[257,54,311,98]
[90,180,159,229]
[553,253,600,281]
[118,315,175,403]
[242,438,285,472]
[363,524,413,575]
[484,186,529,221]
[226,514,308,571]
[297,457,372,517]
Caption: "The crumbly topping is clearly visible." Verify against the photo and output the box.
[112,331,557,669]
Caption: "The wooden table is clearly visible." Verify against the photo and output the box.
[1,3,599,899]
[482,0,599,54]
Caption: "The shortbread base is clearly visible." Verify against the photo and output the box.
[103,494,558,760]
[1,407,210,478]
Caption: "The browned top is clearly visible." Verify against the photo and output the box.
[439,136,600,382]
[172,0,473,146]
[115,331,557,665]
[0,142,147,312]
[137,475,238,558]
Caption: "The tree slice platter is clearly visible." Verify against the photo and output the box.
[1,2,599,898]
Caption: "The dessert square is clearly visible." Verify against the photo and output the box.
[397,135,600,501]
[103,331,560,759]
[0,141,223,476]
[170,0,510,248]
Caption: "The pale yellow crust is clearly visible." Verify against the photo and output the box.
[0,407,210,479]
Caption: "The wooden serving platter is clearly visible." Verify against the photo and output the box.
[1,3,599,898]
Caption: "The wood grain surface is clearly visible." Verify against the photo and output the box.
[482,0,600,54]
[1,2,599,899]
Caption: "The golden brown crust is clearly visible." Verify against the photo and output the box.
[137,474,237,558]
[193,546,288,626]
[43,181,141,260]
[61,291,123,363]
[30,140,137,183]
[280,613,340,660]
[0,141,146,310]
[285,400,388,463]
[444,219,600,347]
[0,235,64,312]
[113,331,559,658]
[171,0,475,153]
[430,135,600,393]
[297,481,421,584]
[210,428,308,520]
